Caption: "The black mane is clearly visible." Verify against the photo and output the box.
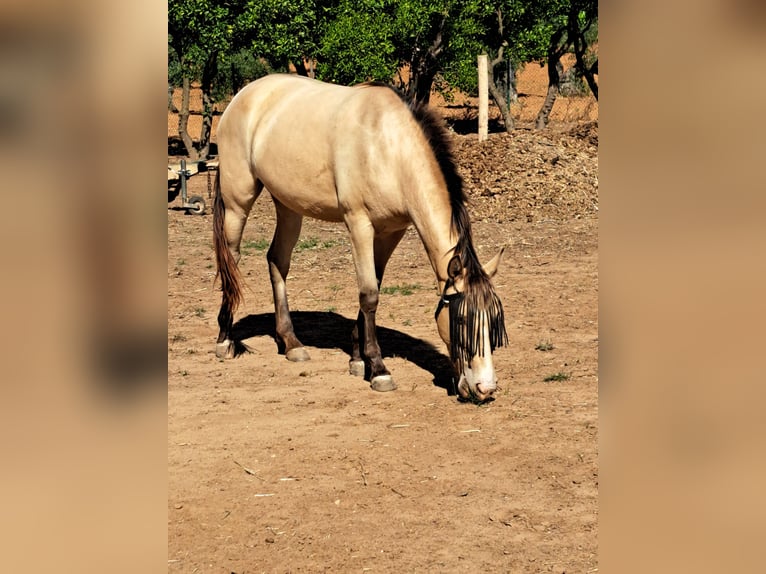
[360,81,509,362]
[405,96,485,288]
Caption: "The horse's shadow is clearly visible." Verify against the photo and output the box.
[231,311,457,395]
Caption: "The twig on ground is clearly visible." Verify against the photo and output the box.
[233,459,265,481]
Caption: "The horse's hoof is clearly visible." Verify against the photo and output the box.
[286,347,311,362]
[216,341,234,359]
[370,375,397,392]
[349,360,365,377]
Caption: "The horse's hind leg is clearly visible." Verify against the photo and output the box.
[214,172,261,358]
[268,199,310,362]
[349,229,407,380]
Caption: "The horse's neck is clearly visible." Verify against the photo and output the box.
[409,195,463,291]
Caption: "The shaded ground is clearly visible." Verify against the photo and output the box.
[168,122,598,572]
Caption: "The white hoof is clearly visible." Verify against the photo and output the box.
[370,375,397,392]
[286,347,311,362]
[349,360,365,377]
[216,341,234,359]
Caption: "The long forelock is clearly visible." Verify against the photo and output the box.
[448,287,508,370]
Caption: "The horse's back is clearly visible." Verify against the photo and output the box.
[218,74,426,225]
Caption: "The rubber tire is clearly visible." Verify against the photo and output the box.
[186,195,206,215]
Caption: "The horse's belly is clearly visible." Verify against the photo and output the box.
[264,178,345,222]
[251,144,341,221]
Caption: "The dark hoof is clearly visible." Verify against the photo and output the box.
[349,360,365,377]
[370,375,397,392]
[286,347,311,362]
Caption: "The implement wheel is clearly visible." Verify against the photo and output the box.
[186,195,206,215]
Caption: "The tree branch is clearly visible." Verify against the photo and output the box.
[490,43,507,69]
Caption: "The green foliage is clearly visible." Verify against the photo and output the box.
[167,0,599,105]
[168,45,184,87]
[583,15,598,45]
[168,0,233,79]
[235,0,322,70]
[212,49,274,100]
[317,1,398,85]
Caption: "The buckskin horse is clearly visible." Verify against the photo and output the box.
[213,74,508,402]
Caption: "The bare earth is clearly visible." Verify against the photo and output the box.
[168,121,598,572]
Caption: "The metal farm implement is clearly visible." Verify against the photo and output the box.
[167,158,219,215]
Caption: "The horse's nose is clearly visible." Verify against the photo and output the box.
[476,381,497,396]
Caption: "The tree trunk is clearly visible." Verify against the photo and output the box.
[581,60,598,101]
[294,59,309,77]
[487,50,514,132]
[168,83,178,112]
[177,77,198,160]
[197,55,218,160]
[488,75,513,132]
[408,19,445,104]
[535,60,563,130]
[412,64,435,104]
[198,91,213,160]
[507,61,518,104]
[407,52,437,104]
[570,9,598,100]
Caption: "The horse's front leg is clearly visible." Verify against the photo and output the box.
[349,229,407,382]
[346,217,396,392]
[349,319,366,377]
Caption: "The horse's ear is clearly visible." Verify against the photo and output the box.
[447,255,462,279]
[483,247,505,279]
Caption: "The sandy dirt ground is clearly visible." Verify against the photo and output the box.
[168,96,598,571]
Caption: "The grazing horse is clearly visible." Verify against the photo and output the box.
[213,74,508,402]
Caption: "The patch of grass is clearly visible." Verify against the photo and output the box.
[543,372,570,382]
[295,237,319,251]
[176,258,186,266]
[402,319,412,327]
[171,333,187,343]
[294,237,339,252]
[380,283,423,296]
[193,307,206,318]
[535,341,555,352]
[328,284,342,299]
[327,306,337,313]
[241,238,269,255]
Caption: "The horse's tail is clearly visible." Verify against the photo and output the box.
[213,171,243,316]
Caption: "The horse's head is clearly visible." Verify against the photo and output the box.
[435,249,508,403]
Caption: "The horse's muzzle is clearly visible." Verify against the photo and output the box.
[457,375,496,403]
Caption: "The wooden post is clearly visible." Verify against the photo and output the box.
[477,54,488,142]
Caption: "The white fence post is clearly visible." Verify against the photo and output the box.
[478,54,488,142]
